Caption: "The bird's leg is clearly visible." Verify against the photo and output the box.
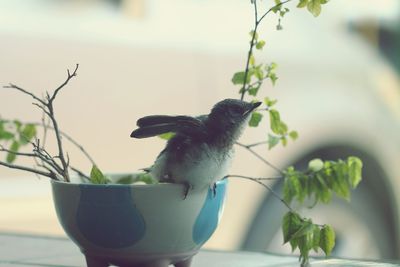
[182,182,193,200]
[211,183,217,198]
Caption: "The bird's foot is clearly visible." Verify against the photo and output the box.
[182,182,193,200]
[211,183,217,198]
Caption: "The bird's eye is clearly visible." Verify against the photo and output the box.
[231,106,243,115]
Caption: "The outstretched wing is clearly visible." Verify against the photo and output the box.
[131,115,207,139]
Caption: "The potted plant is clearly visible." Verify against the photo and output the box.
[0,1,363,267]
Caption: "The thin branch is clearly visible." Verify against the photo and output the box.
[240,0,259,100]
[49,64,79,103]
[225,174,292,211]
[4,120,97,166]
[3,83,45,105]
[0,160,57,180]
[226,174,282,181]
[41,111,50,149]
[258,0,293,23]
[236,141,284,175]
[32,103,51,117]
[239,0,293,100]
[31,139,64,175]
[246,140,269,148]
[70,166,90,181]
[0,145,36,158]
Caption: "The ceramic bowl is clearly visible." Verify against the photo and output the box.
[51,178,227,267]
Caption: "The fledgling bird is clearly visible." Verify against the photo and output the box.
[130,99,261,197]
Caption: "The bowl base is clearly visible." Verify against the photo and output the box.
[84,251,195,267]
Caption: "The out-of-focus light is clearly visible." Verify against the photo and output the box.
[333,0,400,20]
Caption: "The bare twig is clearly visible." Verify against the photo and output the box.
[0,160,57,180]
[245,140,269,148]
[3,84,45,105]
[226,174,282,181]
[49,64,79,103]
[41,112,50,149]
[70,166,90,181]
[2,64,80,182]
[224,174,292,211]
[1,120,97,167]
[0,145,35,158]
[236,141,284,175]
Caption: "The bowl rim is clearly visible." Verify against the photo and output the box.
[50,176,228,188]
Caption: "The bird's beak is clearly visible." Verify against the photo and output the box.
[244,101,262,116]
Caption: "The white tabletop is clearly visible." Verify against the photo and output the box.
[1,233,399,267]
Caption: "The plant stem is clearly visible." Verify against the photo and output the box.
[236,141,284,175]
[240,0,259,100]
[3,64,80,182]
[225,174,292,211]
[240,0,293,101]
[0,160,57,180]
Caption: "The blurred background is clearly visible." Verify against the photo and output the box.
[0,0,400,261]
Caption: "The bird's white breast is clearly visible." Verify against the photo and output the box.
[151,144,232,190]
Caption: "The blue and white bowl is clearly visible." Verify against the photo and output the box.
[51,178,227,267]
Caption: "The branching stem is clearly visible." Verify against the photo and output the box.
[236,141,284,175]
[2,64,80,182]
[225,174,292,211]
[240,0,293,100]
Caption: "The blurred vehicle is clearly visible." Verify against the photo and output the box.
[0,0,399,262]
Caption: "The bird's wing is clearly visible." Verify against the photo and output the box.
[131,115,207,139]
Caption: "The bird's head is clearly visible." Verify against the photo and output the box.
[207,99,261,142]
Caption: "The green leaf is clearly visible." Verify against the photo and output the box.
[269,72,278,85]
[312,225,321,252]
[283,172,302,204]
[347,156,362,188]
[291,220,314,239]
[272,1,282,13]
[135,172,158,184]
[249,54,256,66]
[158,132,175,140]
[289,130,299,141]
[281,136,288,146]
[232,71,248,85]
[282,211,302,243]
[267,134,280,150]
[269,109,287,135]
[90,165,109,184]
[20,124,37,145]
[249,30,259,41]
[269,109,281,133]
[115,174,135,184]
[289,238,298,252]
[331,161,350,200]
[0,130,14,140]
[248,85,261,96]
[298,234,311,265]
[264,97,277,108]
[13,120,22,130]
[316,174,332,203]
[320,225,335,256]
[6,140,20,163]
[307,0,322,17]
[255,66,264,80]
[308,158,324,172]
[249,112,263,127]
[256,40,266,50]
[268,62,278,70]
[297,0,308,8]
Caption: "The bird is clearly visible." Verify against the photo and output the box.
[130,99,261,198]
